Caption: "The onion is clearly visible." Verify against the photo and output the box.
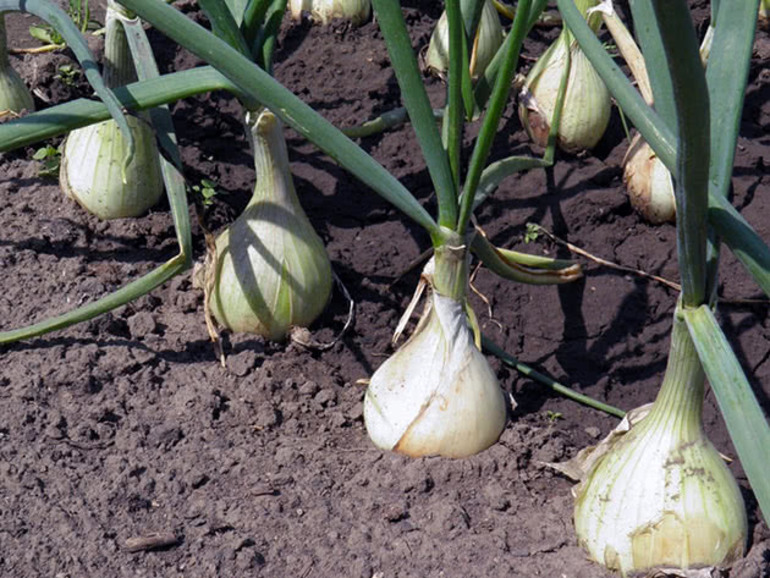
[623,132,675,224]
[571,313,747,575]
[518,2,611,153]
[209,109,332,341]
[59,0,163,219]
[364,244,507,458]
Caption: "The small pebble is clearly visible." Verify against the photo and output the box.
[584,426,602,439]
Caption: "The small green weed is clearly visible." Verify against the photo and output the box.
[523,222,541,244]
[32,145,61,178]
[190,179,222,207]
[546,410,563,423]
[54,64,80,87]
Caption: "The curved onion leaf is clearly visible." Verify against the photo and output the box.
[198,0,251,56]
[372,0,457,231]
[0,67,234,150]
[121,10,191,259]
[685,305,770,523]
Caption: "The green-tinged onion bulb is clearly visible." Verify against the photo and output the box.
[289,0,370,26]
[0,14,35,116]
[60,117,163,219]
[364,289,507,458]
[518,27,611,152]
[623,132,675,224]
[59,0,163,219]
[209,109,332,341]
[425,0,503,79]
[573,316,747,576]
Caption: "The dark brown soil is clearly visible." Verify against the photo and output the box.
[2,3,770,577]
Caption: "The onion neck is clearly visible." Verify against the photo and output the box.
[245,109,301,210]
[567,0,602,37]
[433,229,470,302]
[103,0,137,89]
[642,305,705,442]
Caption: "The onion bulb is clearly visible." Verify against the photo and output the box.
[209,109,332,341]
[0,14,35,116]
[425,0,503,79]
[518,2,610,153]
[572,313,747,576]
[289,0,370,26]
[364,246,507,458]
[623,132,675,224]
[59,0,163,219]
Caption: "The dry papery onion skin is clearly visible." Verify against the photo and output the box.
[623,132,676,224]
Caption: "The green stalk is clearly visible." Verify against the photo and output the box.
[685,305,770,522]
[255,0,286,74]
[651,0,709,308]
[541,34,570,166]
[0,67,234,149]
[702,0,756,299]
[0,13,35,113]
[706,0,758,203]
[458,0,480,118]
[627,0,677,138]
[0,253,187,344]
[242,0,272,44]
[482,336,625,418]
[445,0,463,188]
[456,0,530,235]
[121,4,191,258]
[473,0,546,108]
[371,0,457,231]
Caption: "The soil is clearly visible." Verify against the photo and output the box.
[2,2,770,577]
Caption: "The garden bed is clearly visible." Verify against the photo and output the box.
[1,3,770,576]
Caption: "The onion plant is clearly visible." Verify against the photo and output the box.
[556,0,769,573]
